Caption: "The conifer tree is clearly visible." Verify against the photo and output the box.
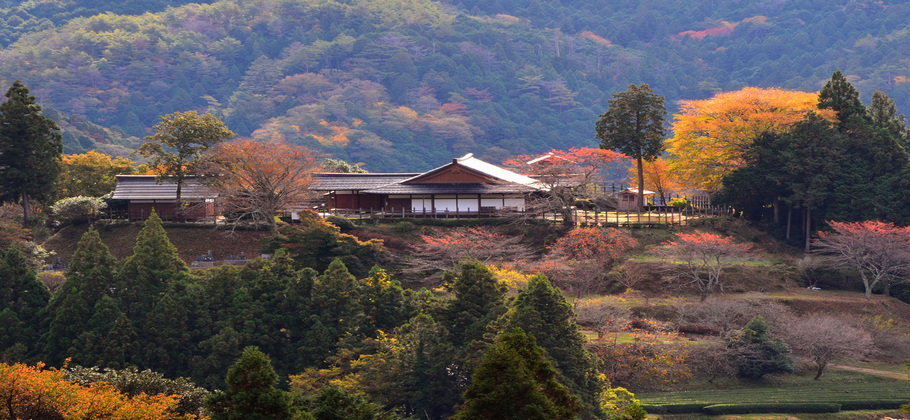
[0,244,50,325]
[596,83,666,210]
[100,314,139,370]
[0,308,27,361]
[64,226,117,305]
[506,275,604,419]
[0,80,63,225]
[305,260,363,362]
[818,69,868,131]
[41,228,118,365]
[116,209,187,323]
[728,316,794,379]
[443,260,507,349]
[72,295,125,364]
[454,328,579,420]
[206,346,291,420]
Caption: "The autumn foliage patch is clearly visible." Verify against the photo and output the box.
[0,361,196,419]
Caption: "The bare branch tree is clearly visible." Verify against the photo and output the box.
[813,220,910,298]
[783,314,873,380]
[209,139,322,229]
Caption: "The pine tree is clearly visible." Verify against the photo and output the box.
[0,80,63,225]
[506,275,604,419]
[206,346,292,420]
[454,328,580,420]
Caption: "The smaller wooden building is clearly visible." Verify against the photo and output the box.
[111,175,217,221]
[312,154,544,215]
[615,187,655,211]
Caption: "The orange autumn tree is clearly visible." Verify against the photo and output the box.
[653,230,754,300]
[665,87,836,192]
[626,157,682,204]
[535,227,638,297]
[588,319,690,391]
[209,139,323,228]
[0,362,197,419]
[411,227,532,274]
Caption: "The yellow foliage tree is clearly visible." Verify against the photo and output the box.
[665,87,835,192]
[0,361,196,419]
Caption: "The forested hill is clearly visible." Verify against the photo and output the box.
[1,0,909,171]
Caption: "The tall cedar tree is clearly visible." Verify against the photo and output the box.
[818,70,869,132]
[116,209,188,324]
[595,83,666,210]
[506,274,605,419]
[0,80,62,225]
[41,227,118,365]
[453,328,580,420]
[135,111,234,221]
[206,346,292,420]
[0,244,50,358]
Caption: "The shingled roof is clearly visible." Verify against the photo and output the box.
[311,173,420,191]
[111,175,216,200]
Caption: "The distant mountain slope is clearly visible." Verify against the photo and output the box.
[1,0,908,171]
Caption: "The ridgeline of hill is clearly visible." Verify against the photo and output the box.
[0,0,908,170]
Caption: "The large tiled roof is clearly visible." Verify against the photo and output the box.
[111,175,216,200]
[365,183,538,194]
[311,173,420,191]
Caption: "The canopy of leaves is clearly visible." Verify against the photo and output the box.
[665,87,835,192]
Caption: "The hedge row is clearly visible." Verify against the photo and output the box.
[642,402,847,415]
[840,399,907,410]
[702,403,842,415]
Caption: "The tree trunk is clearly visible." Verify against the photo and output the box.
[814,360,826,380]
[21,185,31,226]
[636,154,645,211]
[773,199,779,224]
[804,207,811,252]
[175,178,184,223]
[785,205,792,240]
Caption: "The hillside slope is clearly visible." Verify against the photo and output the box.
[0,0,908,170]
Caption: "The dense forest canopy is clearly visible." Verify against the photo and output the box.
[0,0,908,171]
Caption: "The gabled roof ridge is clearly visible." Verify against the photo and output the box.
[401,153,541,188]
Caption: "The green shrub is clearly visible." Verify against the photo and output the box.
[51,196,107,224]
[394,221,417,233]
[667,198,688,209]
[325,215,355,232]
[702,403,841,415]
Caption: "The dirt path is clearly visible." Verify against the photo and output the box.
[828,363,908,380]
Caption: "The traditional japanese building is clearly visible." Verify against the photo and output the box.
[111,175,217,221]
[312,154,545,215]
